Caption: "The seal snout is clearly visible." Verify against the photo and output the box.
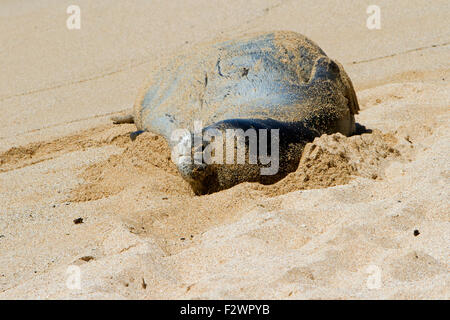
[170,130,218,195]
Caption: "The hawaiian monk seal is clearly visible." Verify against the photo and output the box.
[112,31,359,195]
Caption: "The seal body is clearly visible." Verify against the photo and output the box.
[130,31,359,194]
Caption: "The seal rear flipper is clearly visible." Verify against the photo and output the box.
[111,113,134,124]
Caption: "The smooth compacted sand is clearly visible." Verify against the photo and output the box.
[0,0,449,299]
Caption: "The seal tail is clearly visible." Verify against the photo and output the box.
[111,111,134,124]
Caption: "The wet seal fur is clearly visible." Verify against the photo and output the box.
[112,31,359,195]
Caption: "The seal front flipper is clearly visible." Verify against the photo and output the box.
[130,130,145,141]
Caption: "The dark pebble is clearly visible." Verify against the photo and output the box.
[73,218,83,224]
[80,256,94,262]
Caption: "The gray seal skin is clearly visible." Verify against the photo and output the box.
[113,31,359,194]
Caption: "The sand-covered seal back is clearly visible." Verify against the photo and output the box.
[131,31,359,194]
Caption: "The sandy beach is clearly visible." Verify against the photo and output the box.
[0,0,449,299]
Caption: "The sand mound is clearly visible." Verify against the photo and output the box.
[252,129,402,196]
[69,126,404,203]
[0,118,405,256]
[68,131,192,202]
[61,125,407,255]
[0,125,133,173]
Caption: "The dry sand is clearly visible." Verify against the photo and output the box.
[0,0,449,299]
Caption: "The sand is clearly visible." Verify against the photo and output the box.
[0,0,449,299]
